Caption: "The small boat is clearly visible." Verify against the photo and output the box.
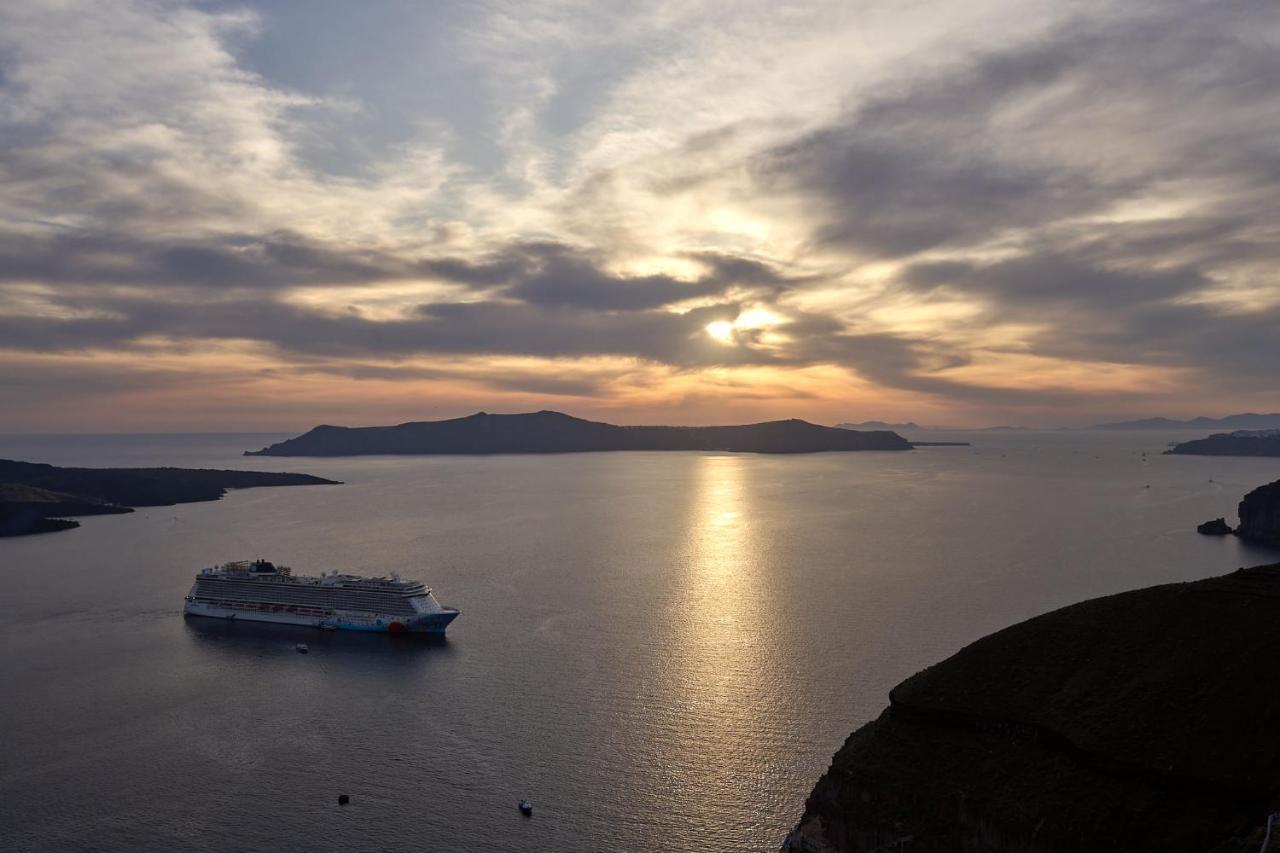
[296,643,309,654]
[518,799,533,816]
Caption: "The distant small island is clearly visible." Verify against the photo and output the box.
[1166,429,1280,457]
[786,560,1280,852]
[1093,412,1280,431]
[0,459,340,537]
[246,410,913,457]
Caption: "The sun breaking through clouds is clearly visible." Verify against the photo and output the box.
[1,0,1278,431]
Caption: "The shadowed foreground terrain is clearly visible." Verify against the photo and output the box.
[786,561,1280,853]
[0,459,339,537]
[246,410,913,456]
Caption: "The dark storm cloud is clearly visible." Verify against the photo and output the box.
[0,226,776,313]
[761,136,1100,258]
[0,227,518,294]
[264,362,611,398]
[901,255,1209,310]
[500,244,782,311]
[901,248,1280,388]
[0,293,759,366]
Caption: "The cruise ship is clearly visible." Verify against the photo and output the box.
[183,559,460,634]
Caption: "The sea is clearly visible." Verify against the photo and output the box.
[2,430,1279,852]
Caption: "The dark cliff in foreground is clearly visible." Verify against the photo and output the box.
[786,564,1280,853]
[1238,481,1280,544]
[0,459,339,537]
[1194,480,1280,543]
[1167,430,1280,457]
[246,410,913,456]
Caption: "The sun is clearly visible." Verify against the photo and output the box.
[705,320,736,344]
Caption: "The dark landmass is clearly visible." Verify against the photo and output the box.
[786,563,1280,853]
[246,410,913,457]
[1094,413,1280,431]
[1166,430,1280,457]
[836,420,922,431]
[0,482,134,515]
[1237,481,1280,544]
[0,459,339,507]
[0,460,340,537]
[4,516,82,536]
[0,482,133,538]
[1197,517,1233,535]
[908,441,971,447]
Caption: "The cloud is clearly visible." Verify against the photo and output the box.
[2,0,1280,428]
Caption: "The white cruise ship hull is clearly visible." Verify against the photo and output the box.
[183,599,459,633]
[182,559,460,635]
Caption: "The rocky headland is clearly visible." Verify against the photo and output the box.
[246,410,913,456]
[1166,430,1280,457]
[0,459,340,537]
[1193,480,1280,545]
[785,563,1280,853]
[0,483,132,537]
[1237,480,1280,544]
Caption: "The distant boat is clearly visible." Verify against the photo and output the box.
[518,799,533,816]
[296,643,309,654]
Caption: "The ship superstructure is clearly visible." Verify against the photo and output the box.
[183,559,459,634]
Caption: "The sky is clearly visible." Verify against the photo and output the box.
[1,0,1278,431]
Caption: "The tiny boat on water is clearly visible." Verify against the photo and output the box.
[518,799,533,816]
[296,643,309,654]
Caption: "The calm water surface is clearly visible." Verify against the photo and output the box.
[2,431,1279,852]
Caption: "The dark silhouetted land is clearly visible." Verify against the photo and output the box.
[1167,430,1280,457]
[0,482,132,537]
[1237,480,1280,544]
[246,410,913,456]
[787,561,1280,853]
[0,459,339,537]
[1095,413,1280,430]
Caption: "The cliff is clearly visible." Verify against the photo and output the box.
[0,460,340,537]
[246,410,913,456]
[786,564,1280,853]
[1166,430,1280,457]
[1237,480,1280,544]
